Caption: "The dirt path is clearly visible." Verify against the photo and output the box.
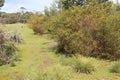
[0,25,57,80]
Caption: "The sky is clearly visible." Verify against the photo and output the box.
[1,0,54,13]
[1,0,120,13]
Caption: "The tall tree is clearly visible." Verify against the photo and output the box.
[20,6,26,14]
[58,0,109,9]
[0,0,5,21]
[116,0,120,11]
[44,2,58,17]
[44,7,50,16]
[0,0,4,8]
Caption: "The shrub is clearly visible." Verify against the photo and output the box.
[48,2,120,60]
[48,7,97,55]
[0,29,18,66]
[59,55,78,66]
[59,55,95,74]
[12,31,23,44]
[91,12,120,60]
[10,61,16,67]
[5,31,23,44]
[110,61,120,73]
[74,61,95,74]
[0,42,17,65]
[27,13,47,35]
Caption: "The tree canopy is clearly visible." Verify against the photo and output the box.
[58,0,109,9]
[0,0,4,7]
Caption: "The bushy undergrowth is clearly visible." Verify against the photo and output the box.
[110,61,120,73]
[47,2,120,60]
[27,13,47,35]
[74,61,95,74]
[60,56,95,74]
[0,29,21,66]
[0,42,17,65]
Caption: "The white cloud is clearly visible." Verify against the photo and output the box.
[1,0,53,13]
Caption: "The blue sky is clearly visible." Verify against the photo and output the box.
[1,0,54,13]
[1,0,120,13]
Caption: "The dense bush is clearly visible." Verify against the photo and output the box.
[27,13,47,35]
[0,42,17,65]
[110,61,120,73]
[0,12,33,24]
[0,29,19,66]
[91,12,120,59]
[47,2,120,60]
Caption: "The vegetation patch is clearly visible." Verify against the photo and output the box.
[47,2,120,60]
[74,61,95,74]
[0,28,22,66]
[27,13,47,35]
[60,55,95,74]
[110,61,120,73]
[37,64,74,80]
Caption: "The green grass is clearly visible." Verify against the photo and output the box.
[0,23,119,80]
[110,61,120,73]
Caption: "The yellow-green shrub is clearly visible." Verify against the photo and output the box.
[47,2,120,60]
[48,5,105,54]
[59,55,95,74]
[27,14,47,34]
[92,12,120,59]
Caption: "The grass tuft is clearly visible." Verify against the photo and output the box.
[37,64,74,80]
[110,61,120,73]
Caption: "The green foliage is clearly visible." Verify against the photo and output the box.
[60,55,77,66]
[27,13,47,35]
[0,0,4,7]
[0,29,19,66]
[47,1,120,60]
[37,64,73,80]
[0,12,33,24]
[48,5,104,55]
[74,60,95,74]
[0,24,119,80]
[110,61,120,73]
[60,55,95,74]
[10,61,16,67]
[92,12,120,59]
[44,2,58,17]
[11,30,23,44]
[0,42,17,65]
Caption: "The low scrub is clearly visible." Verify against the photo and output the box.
[37,64,73,80]
[0,42,17,65]
[74,61,95,74]
[0,29,20,66]
[60,56,95,74]
[110,61,120,73]
[27,13,47,35]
